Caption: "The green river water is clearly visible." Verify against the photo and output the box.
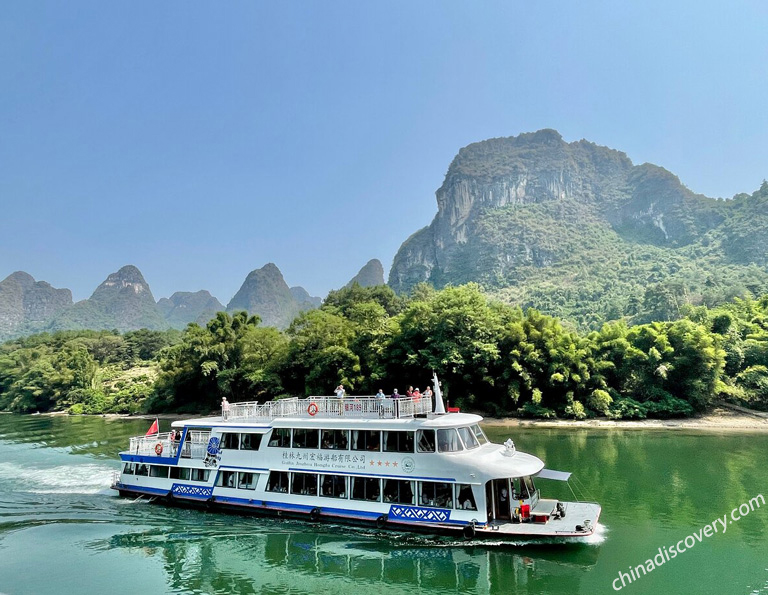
[0,414,766,594]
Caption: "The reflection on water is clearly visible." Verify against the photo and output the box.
[90,516,599,594]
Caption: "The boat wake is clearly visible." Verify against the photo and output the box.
[0,461,115,494]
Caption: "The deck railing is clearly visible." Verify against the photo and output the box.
[127,430,211,460]
[226,396,432,421]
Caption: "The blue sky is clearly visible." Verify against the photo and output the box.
[1,1,766,302]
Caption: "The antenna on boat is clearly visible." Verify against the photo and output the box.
[432,371,446,414]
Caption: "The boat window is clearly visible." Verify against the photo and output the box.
[456,484,477,510]
[268,428,290,448]
[471,424,488,445]
[383,431,414,453]
[321,429,349,450]
[320,474,347,498]
[216,470,237,487]
[123,463,135,475]
[291,472,318,496]
[351,477,380,502]
[150,465,169,478]
[457,426,479,449]
[351,430,380,452]
[383,479,414,504]
[522,476,535,498]
[221,433,239,450]
[416,430,435,453]
[266,471,289,493]
[419,481,453,508]
[190,468,210,482]
[437,429,462,452]
[135,464,149,476]
[238,472,256,490]
[293,428,319,449]
[170,467,190,480]
[240,433,262,451]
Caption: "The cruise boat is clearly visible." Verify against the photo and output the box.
[112,377,601,540]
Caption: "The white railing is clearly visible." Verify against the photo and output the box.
[226,396,432,421]
[179,431,212,459]
[129,431,177,457]
[127,430,211,460]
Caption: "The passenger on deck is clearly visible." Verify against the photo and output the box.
[221,397,230,420]
[335,385,345,398]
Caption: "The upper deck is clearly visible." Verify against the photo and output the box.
[171,395,459,429]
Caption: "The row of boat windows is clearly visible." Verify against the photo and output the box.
[265,471,478,510]
[121,463,478,510]
[123,463,210,483]
[218,425,488,454]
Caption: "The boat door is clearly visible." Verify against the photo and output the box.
[492,479,512,520]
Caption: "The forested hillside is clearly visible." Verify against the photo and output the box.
[390,130,768,329]
[2,284,767,419]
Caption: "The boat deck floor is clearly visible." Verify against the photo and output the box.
[479,502,601,537]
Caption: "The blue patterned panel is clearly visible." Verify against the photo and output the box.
[388,505,451,523]
[172,483,213,499]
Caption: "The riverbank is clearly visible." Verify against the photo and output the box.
[19,404,768,432]
[482,406,768,433]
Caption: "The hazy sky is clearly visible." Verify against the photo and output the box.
[1,1,766,302]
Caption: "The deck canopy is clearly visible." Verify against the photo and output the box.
[536,468,572,481]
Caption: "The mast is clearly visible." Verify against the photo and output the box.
[432,371,446,414]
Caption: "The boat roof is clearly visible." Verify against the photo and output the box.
[172,411,483,430]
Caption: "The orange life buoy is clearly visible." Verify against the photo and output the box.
[155,442,163,455]
[307,402,318,416]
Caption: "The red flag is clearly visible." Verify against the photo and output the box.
[145,418,159,436]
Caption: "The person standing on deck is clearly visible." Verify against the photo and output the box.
[221,397,230,421]
[375,389,386,416]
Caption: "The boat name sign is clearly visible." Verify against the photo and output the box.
[281,450,412,473]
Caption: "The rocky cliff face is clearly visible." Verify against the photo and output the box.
[345,259,385,288]
[389,130,732,293]
[227,263,311,329]
[0,272,73,340]
[388,130,768,328]
[157,290,224,328]
[290,286,323,309]
[48,265,168,333]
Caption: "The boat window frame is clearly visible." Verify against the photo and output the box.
[351,430,381,452]
[291,472,319,496]
[149,465,169,478]
[383,430,414,453]
[419,481,454,509]
[240,433,262,451]
[457,426,479,450]
[268,428,291,448]
[437,428,462,453]
[190,468,210,482]
[292,428,319,449]
[266,470,289,493]
[383,478,415,504]
[321,429,349,450]
[416,429,436,453]
[216,470,237,487]
[320,474,347,499]
[351,476,381,502]
[471,424,488,445]
[220,432,240,450]
[237,472,257,490]
[455,484,477,510]
[170,466,190,480]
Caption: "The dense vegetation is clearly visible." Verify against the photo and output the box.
[2,284,767,419]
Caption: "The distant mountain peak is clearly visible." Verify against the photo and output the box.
[0,271,73,340]
[227,263,318,329]
[346,259,385,288]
